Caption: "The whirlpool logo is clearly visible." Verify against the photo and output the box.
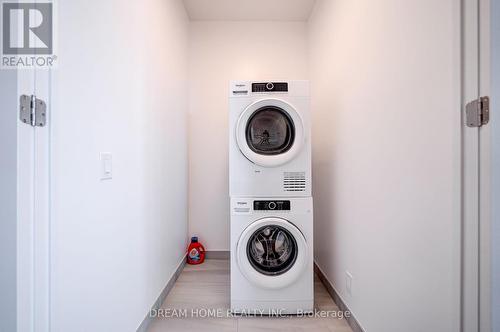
[1,1,57,68]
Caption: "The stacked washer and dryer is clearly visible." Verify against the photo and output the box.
[229,81,313,314]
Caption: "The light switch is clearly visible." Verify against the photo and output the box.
[100,153,112,180]
[345,271,353,296]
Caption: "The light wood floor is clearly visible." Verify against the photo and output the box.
[148,259,353,332]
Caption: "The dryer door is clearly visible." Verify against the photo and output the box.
[236,217,308,289]
[236,99,305,167]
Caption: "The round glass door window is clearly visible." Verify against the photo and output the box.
[247,225,298,276]
[245,107,295,155]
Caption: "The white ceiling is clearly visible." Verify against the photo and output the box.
[182,0,316,21]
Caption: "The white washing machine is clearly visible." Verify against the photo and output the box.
[229,81,311,197]
[230,196,313,314]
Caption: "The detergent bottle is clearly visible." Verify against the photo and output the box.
[187,236,205,265]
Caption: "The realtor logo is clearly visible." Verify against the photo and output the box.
[1,1,56,68]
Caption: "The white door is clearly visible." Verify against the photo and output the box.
[0,60,19,332]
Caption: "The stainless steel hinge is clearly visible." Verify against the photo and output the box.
[466,96,489,128]
[19,94,46,127]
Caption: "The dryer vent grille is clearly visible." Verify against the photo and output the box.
[283,172,306,192]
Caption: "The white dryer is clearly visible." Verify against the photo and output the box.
[230,196,313,314]
[229,81,311,197]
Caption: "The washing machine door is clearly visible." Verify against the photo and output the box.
[236,217,308,289]
[236,99,305,167]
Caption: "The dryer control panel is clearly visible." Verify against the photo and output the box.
[254,200,291,211]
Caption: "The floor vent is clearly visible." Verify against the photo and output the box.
[283,172,306,192]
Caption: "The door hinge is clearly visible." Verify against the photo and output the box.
[466,96,489,128]
[19,94,46,127]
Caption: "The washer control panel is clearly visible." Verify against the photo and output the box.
[253,200,291,211]
[252,82,288,93]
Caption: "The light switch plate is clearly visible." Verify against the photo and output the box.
[100,153,112,180]
[345,271,353,296]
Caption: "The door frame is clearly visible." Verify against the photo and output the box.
[478,0,492,331]
[462,0,492,331]
[15,20,52,332]
[488,0,500,330]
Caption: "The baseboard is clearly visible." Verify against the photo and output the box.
[205,250,230,260]
[136,254,186,332]
[314,262,365,332]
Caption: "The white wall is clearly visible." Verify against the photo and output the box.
[188,21,308,250]
[0,70,17,332]
[308,1,461,331]
[50,1,189,330]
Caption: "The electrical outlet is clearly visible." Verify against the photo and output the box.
[345,271,353,296]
